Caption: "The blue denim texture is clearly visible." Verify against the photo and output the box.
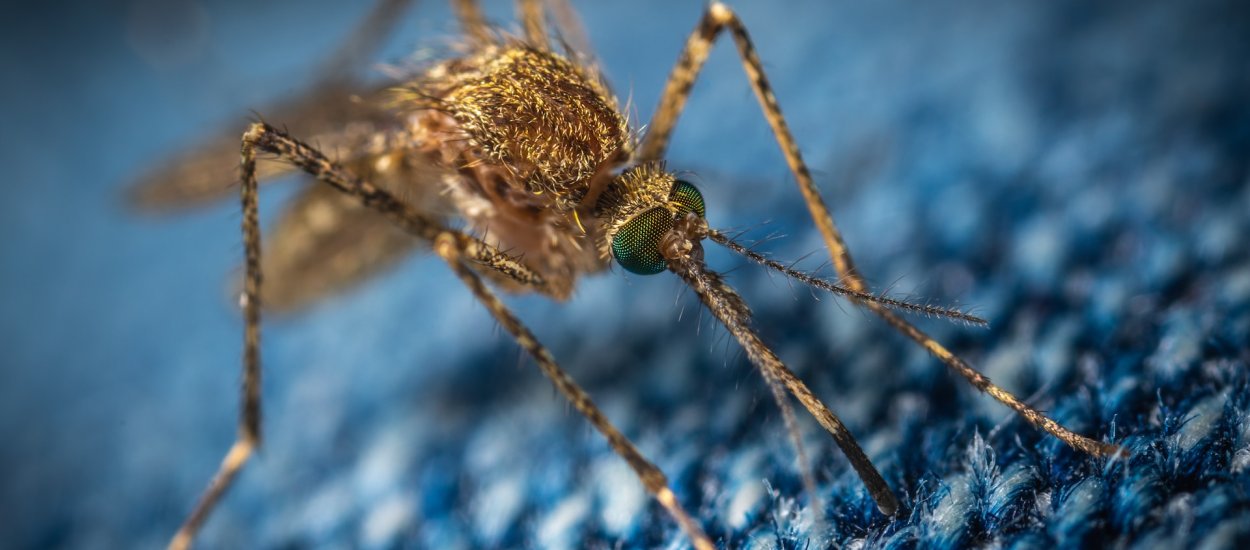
[1,1,1247,548]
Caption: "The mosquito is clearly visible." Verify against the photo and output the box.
[132,1,1121,548]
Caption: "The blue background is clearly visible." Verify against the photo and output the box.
[1,0,1248,548]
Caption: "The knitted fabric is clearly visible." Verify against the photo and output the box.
[0,0,1247,548]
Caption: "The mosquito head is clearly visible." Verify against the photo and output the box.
[596,163,707,274]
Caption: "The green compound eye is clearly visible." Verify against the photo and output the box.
[670,179,706,219]
[611,207,673,275]
[611,180,708,276]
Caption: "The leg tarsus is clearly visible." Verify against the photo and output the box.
[875,306,1122,456]
[167,122,271,550]
[517,0,549,49]
[169,120,551,549]
[168,440,256,550]
[762,370,823,526]
[184,121,711,548]
[645,1,1118,460]
[453,0,493,46]
[668,254,899,515]
[544,0,595,59]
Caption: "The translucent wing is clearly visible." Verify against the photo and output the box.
[129,84,398,210]
[130,0,417,210]
[257,157,452,313]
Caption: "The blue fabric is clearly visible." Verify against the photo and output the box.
[1,0,1247,548]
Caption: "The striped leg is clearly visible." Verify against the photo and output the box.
[641,2,1118,458]
[516,0,593,55]
[452,0,492,45]
[663,235,899,515]
[168,123,544,549]
[173,121,709,549]
[433,234,716,550]
[517,0,549,48]
[545,0,595,59]
[315,0,417,85]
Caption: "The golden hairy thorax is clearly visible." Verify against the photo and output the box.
[399,46,631,212]
[395,46,635,298]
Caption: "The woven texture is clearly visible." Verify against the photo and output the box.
[1,1,1247,548]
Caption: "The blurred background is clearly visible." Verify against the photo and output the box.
[1,0,1248,548]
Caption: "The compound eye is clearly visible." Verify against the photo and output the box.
[670,179,706,219]
[611,207,673,275]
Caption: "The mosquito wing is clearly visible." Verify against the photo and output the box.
[130,0,418,210]
[129,83,401,211]
[255,154,453,313]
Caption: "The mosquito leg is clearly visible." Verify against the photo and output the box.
[664,244,899,515]
[167,127,272,550]
[635,2,721,163]
[761,369,822,523]
[452,0,493,46]
[544,0,595,59]
[315,0,417,85]
[242,123,546,288]
[638,2,864,281]
[166,123,549,549]
[431,234,716,550]
[234,124,707,545]
[643,2,1119,457]
[870,310,1119,456]
[231,123,709,548]
[517,0,550,49]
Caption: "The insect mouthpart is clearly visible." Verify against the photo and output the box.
[611,179,706,275]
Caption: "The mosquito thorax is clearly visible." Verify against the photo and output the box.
[596,164,707,275]
[395,46,629,213]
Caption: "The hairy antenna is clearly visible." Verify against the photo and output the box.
[708,229,988,327]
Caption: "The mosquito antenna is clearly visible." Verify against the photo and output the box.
[707,229,988,327]
[665,249,900,516]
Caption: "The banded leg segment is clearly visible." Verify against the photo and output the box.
[545,0,595,59]
[452,0,562,51]
[761,367,821,520]
[241,123,547,290]
[168,126,272,550]
[453,0,492,45]
[517,0,550,49]
[638,3,854,280]
[873,309,1119,456]
[168,123,546,550]
[642,2,1117,457]
[433,234,715,550]
[174,122,710,549]
[519,0,593,55]
[316,0,416,85]
[667,252,899,515]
